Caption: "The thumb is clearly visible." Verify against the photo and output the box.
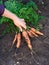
[21,19,24,21]
[18,26,22,32]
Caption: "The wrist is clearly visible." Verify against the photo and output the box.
[2,8,19,21]
[12,14,19,21]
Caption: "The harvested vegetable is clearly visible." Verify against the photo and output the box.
[22,30,32,50]
[30,29,38,37]
[16,33,21,48]
[13,27,43,50]
[27,30,33,37]
[13,34,18,44]
[31,28,43,35]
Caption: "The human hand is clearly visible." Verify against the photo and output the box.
[2,8,26,31]
[13,17,26,31]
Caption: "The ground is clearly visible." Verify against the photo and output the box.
[0,0,49,65]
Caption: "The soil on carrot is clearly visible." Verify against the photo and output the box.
[0,0,49,65]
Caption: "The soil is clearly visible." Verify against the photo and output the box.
[0,0,49,65]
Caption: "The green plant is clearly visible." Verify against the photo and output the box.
[0,0,2,4]
[0,0,44,34]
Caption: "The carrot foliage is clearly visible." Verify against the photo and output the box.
[0,0,44,34]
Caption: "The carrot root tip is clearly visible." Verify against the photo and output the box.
[28,44,32,50]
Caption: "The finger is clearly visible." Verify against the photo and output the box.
[13,34,17,44]
[21,19,24,21]
[20,21,26,29]
[16,33,21,48]
[15,23,23,32]
[24,24,27,29]
[20,19,26,29]
[21,19,26,24]
[18,25,22,32]
[21,24,27,30]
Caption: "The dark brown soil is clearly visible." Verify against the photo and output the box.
[0,0,49,65]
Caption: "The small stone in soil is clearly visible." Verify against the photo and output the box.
[16,61,20,65]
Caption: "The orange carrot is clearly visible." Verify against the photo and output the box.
[27,30,34,37]
[30,29,38,37]
[16,33,21,48]
[22,30,32,50]
[27,30,32,37]
[31,28,43,35]
[13,34,17,44]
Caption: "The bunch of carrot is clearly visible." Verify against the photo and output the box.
[13,27,43,50]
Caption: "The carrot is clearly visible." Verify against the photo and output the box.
[27,30,34,37]
[31,28,43,35]
[30,29,38,37]
[16,33,21,48]
[27,30,32,37]
[13,34,18,44]
[22,30,32,50]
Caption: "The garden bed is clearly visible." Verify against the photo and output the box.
[0,0,49,65]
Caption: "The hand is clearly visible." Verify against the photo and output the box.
[2,8,26,31]
[13,17,26,31]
